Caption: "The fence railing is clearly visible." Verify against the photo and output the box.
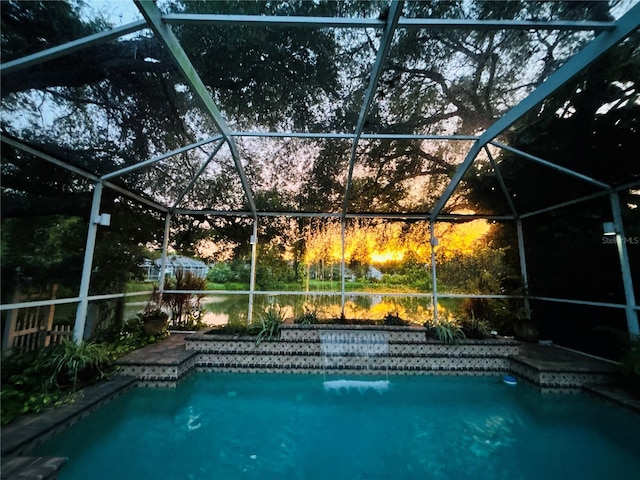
[8,322,74,352]
[2,284,73,352]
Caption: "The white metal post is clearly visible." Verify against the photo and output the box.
[158,213,172,303]
[430,221,439,321]
[73,182,103,342]
[248,220,258,324]
[610,192,639,337]
[516,219,531,316]
[340,219,346,316]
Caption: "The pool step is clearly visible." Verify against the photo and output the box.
[509,344,619,393]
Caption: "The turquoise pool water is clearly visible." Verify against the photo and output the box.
[34,373,640,479]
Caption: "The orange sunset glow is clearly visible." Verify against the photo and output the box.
[303,219,493,267]
[370,249,405,264]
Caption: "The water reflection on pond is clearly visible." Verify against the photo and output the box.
[198,294,457,326]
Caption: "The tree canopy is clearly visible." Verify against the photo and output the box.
[1,1,637,349]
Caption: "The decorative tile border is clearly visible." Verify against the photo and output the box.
[509,357,617,393]
[142,327,521,383]
[121,328,618,395]
[117,349,198,386]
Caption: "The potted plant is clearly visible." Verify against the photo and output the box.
[512,307,540,342]
[137,286,169,336]
[137,308,169,336]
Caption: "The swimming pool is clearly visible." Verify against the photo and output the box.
[34,373,640,479]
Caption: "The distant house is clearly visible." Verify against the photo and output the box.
[343,266,383,281]
[140,255,209,282]
[367,266,383,280]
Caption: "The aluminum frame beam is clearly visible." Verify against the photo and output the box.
[172,209,515,221]
[163,13,614,32]
[102,135,222,181]
[0,20,147,76]
[0,14,613,78]
[248,221,259,323]
[430,2,640,222]
[610,192,639,337]
[73,182,103,341]
[158,213,172,295]
[342,0,404,217]
[521,180,640,219]
[134,0,257,218]
[171,140,225,210]
[483,146,518,217]
[231,132,478,141]
[1,134,169,213]
[516,219,531,315]
[430,221,439,321]
[529,295,639,311]
[491,141,611,189]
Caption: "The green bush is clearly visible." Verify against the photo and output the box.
[294,308,320,324]
[1,320,170,425]
[207,262,235,283]
[424,316,465,344]
[1,340,112,425]
[45,339,111,390]
[1,348,65,425]
[461,317,493,339]
[254,305,287,345]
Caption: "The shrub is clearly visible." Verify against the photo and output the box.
[45,339,111,390]
[207,262,235,283]
[295,308,320,324]
[1,340,113,425]
[162,270,206,328]
[254,305,287,345]
[1,348,64,425]
[461,317,493,339]
[424,316,465,344]
[383,311,407,326]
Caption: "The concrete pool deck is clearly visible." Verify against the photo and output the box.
[3,331,639,478]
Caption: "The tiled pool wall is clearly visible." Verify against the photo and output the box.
[116,325,614,392]
[190,325,517,376]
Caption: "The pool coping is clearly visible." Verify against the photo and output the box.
[1,376,137,461]
[1,456,68,480]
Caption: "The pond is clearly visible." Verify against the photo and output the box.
[198,293,446,325]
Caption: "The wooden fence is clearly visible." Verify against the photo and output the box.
[2,285,74,352]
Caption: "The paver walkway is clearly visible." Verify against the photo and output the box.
[117,332,190,364]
